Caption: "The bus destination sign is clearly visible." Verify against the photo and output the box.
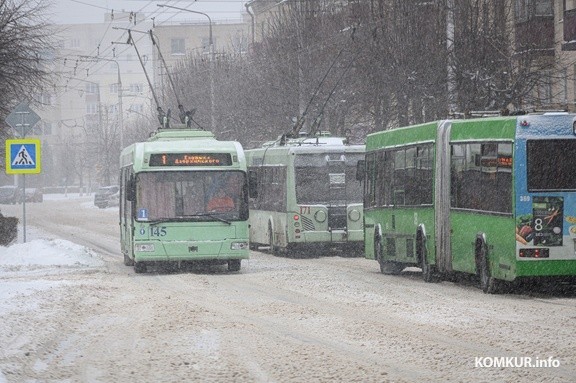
[149,153,232,167]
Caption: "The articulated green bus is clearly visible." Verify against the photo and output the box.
[246,133,365,256]
[119,126,249,273]
[363,113,576,293]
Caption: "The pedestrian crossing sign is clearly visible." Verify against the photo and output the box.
[5,139,41,174]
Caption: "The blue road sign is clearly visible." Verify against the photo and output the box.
[5,139,41,174]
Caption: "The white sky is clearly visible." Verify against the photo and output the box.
[49,0,247,25]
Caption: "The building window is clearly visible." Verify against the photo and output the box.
[201,37,216,54]
[86,103,99,115]
[85,83,98,94]
[171,38,185,55]
[515,0,552,21]
[129,83,142,93]
[129,104,144,113]
[109,104,119,114]
[110,83,118,94]
[36,92,53,106]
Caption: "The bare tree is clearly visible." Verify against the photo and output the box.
[0,0,55,117]
[171,0,567,143]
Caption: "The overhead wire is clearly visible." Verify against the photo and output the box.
[52,0,247,117]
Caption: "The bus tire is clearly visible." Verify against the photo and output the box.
[228,259,241,272]
[417,234,436,282]
[134,261,147,274]
[477,241,500,294]
[376,235,403,275]
[268,223,278,256]
[123,252,134,266]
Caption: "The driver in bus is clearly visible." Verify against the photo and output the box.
[206,187,235,212]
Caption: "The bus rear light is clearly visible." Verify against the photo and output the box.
[295,229,301,234]
[519,248,549,258]
[293,214,300,221]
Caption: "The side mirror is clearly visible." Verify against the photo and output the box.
[356,160,365,181]
[248,170,258,198]
[126,176,136,201]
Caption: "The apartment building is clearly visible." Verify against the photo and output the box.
[8,11,249,190]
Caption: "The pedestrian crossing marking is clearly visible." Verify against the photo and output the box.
[12,145,35,166]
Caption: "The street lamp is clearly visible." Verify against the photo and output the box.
[157,3,216,130]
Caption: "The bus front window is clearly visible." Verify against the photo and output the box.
[294,153,363,205]
[135,171,247,221]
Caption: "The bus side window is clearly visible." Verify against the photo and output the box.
[248,169,258,198]
[356,159,365,181]
[126,176,136,201]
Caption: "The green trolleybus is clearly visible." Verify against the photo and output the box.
[362,113,576,293]
[246,133,365,256]
[119,126,249,273]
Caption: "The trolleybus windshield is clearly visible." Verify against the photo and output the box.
[294,153,363,205]
[135,170,247,221]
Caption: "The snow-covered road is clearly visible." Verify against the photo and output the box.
[0,195,574,382]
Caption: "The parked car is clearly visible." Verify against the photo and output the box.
[0,185,21,204]
[94,185,119,208]
[23,188,43,203]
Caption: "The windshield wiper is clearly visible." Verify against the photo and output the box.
[140,214,232,226]
[180,213,232,225]
[145,218,172,225]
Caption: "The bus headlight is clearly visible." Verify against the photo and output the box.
[230,242,248,250]
[135,243,155,252]
[314,210,327,223]
[348,209,361,222]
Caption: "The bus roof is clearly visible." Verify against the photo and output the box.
[147,127,215,141]
[120,128,245,169]
[365,116,528,151]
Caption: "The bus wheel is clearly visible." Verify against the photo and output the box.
[376,236,403,275]
[268,224,278,256]
[417,238,435,282]
[228,259,241,272]
[123,252,134,266]
[134,262,147,274]
[477,242,499,294]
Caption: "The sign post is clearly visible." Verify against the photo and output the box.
[5,102,42,243]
